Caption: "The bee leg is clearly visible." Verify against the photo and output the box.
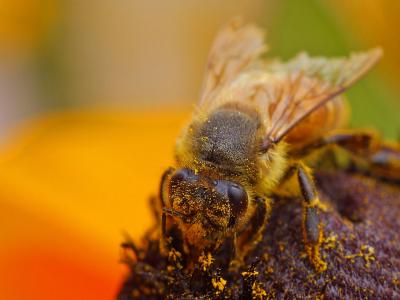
[251,196,268,243]
[232,230,237,259]
[300,130,400,180]
[159,168,174,253]
[367,144,400,181]
[298,129,379,157]
[238,197,267,260]
[225,230,238,269]
[121,238,140,262]
[161,210,167,242]
[296,163,327,272]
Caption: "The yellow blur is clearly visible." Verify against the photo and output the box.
[0,109,187,299]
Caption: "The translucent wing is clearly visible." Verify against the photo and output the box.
[261,48,383,148]
[199,21,382,149]
[199,18,267,106]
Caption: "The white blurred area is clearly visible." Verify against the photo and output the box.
[0,0,267,142]
[63,1,266,106]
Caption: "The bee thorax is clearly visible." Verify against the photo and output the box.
[193,107,260,176]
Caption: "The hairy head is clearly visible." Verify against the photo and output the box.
[166,168,248,248]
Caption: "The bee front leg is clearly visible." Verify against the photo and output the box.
[121,236,140,262]
[224,230,238,269]
[296,163,327,272]
[237,197,267,261]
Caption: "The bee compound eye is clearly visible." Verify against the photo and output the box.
[172,168,190,181]
[170,168,193,184]
[227,184,248,217]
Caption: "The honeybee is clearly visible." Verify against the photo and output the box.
[158,19,388,272]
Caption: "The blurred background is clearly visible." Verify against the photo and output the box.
[2,0,400,140]
[1,1,399,299]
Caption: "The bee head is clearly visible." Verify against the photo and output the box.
[167,168,248,236]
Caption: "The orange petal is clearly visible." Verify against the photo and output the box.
[0,109,187,299]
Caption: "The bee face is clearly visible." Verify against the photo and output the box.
[167,168,248,246]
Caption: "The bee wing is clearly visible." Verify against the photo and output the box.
[199,18,267,106]
[261,48,383,147]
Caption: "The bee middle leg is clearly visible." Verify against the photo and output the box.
[295,162,327,272]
